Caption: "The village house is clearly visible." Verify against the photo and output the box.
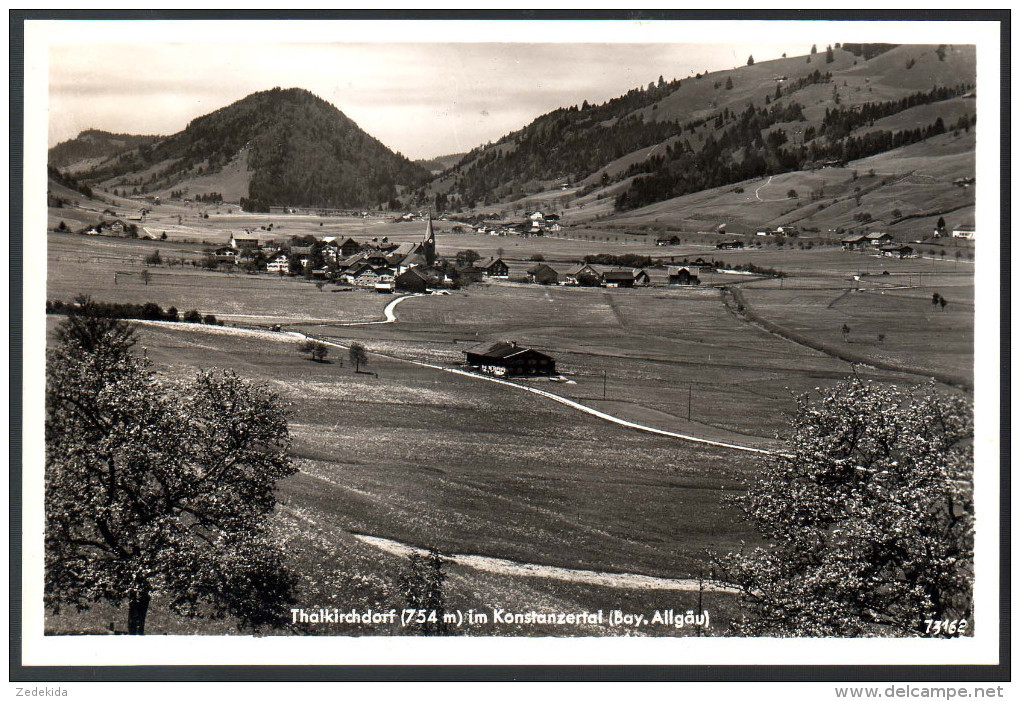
[880,244,915,259]
[667,266,701,286]
[656,235,681,246]
[841,234,869,250]
[952,226,975,240]
[716,240,744,250]
[601,268,649,288]
[214,246,238,263]
[338,237,362,256]
[395,267,430,293]
[527,263,559,285]
[562,263,602,286]
[318,240,340,263]
[464,341,556,377]
[344,263,390,286]
[230,235,261,251]
[458,267,485,284]
[866,232,893,246]
[266,253,289,274]
[478,257,510,278]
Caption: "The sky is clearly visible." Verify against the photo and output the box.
[48,35,841,160]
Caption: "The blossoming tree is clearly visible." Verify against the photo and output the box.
[45,307,297,634]
[720,377,973,636]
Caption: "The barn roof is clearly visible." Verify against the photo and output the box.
[666,266,698,276]
[602,268,640,281]
[396,267,430,282]
[563,263,600,276]
[466,341,552,361]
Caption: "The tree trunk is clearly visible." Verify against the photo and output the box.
[127,591,151,635]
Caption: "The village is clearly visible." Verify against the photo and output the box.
[66,197,976,309]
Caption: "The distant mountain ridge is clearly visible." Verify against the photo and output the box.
[422,43,976,217]
[64,88,429,210]
[416,152,468,174]
[48,129,161,170]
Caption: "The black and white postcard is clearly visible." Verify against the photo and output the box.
[12,13,1007,683]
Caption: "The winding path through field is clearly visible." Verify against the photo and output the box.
[331,293,423,326]
[753,175,773,201]
[350,532,740,594]
[134,308,779,455]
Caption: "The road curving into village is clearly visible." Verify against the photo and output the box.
[332,292,424,326]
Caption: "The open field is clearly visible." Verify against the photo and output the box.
[47,231,974,435]
[293,280,960,439]
[736,275,974,382]
[47,231,393,323]
[42,217,974,635]
[44,318,750,635]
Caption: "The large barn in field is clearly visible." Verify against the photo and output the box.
[464,341,556,377]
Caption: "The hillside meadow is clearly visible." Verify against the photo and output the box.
[43,317,750,635]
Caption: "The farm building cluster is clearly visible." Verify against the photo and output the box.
[210,216,514,293]
[472,210,563,237]
[840,232,917,258]
[524,263,701,287]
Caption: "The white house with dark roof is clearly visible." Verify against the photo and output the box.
[266,253,289,274]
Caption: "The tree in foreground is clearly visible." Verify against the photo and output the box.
[718,378,973,636]
[399,549,449,636]
[45,310,297,634]
[349,342,369,372]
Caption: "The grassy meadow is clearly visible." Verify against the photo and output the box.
[41,210,974,636]
[44,318,750,636]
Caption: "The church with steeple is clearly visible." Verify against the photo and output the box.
[390,212,438,272]
[421,212,436,266]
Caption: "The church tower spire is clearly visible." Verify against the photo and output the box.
[423,212,436,266]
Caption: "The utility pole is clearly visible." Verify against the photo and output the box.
[603,370,607,399]
[688,383,693,421]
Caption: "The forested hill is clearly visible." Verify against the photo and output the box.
[75,88,429,210]
[48,130,161,171]
[421,43,976,213]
